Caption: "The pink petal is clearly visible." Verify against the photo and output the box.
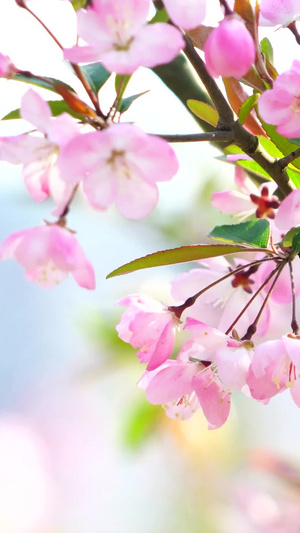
[163,0,206,30]
[21,90,52,134]
[193,370,231,429]
[143,363,196,405]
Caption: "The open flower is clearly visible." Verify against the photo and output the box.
[258,60,300,138]
[0,89,79,216]
[0,224,96,289]
[63,0,184,74]
[58,123,179,219]
[260,0,300,26]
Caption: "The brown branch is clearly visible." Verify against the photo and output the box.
[156,131,234,143]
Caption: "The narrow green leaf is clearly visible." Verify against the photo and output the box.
[2,100,86,121]
[187,99,218,126]
[13,72,75,94]
[260,37,274,63]
[149,8,169,23]
[115,74,131,93]
[118,90,149,114]
[238,93,259,125]
[80,63,110,94]
[287,167,300,187]
[106,243,269,278]
[210,220,270,248]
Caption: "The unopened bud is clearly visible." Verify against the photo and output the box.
[204,14,256,78]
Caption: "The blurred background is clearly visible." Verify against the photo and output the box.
[0,1,299,531]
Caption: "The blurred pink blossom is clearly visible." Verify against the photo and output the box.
[0,224,96,289]
[260,0,300,26]
[163,0,206,30]
[0,53,16,78]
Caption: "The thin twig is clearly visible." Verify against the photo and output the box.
[156,131,234,143]
[278,147,300,169]
[289,261,299,335]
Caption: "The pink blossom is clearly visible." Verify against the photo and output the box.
[258,60,300,138]
[0,224,95,289]
[212,166,280,220]
[204,14,255,78]
[274,187,300,231]
[247,335,300,406]
[63,0,184,74]
[0,53,16,78]
[138,320,237,428]
[163,0,206,30]
[0,89,79,216]
[260,0,300,26]
[116,294,179,371]
[58,123,179,219]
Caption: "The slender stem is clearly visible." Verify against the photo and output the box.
[58,184,79,220]
[156,131,234,143]
[168,256,276,319]
[225,259,285,336]
[289,261,299,335]
[241,261,287,339]
[18,1,105,118]
[278,148,300,169]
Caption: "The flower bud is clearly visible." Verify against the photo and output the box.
[204,15,256,78]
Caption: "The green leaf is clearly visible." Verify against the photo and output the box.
[289,138,300,147]
[209,220,270,248]
[260,37,274,63]
[149,8,169,23]
[238,93,259,125]
[282,227,300,248]
[187,99,218,127]
[291,231,300,259]
[260,120,300,170]
[118,90,149,114]
[2,100,86,121]
[80,63,111,94]
[106,243,269,278]
[12,72,75,94]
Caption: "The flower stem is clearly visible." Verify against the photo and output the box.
[168,256,276,319]
[289,261,299,335]
[226,259,286,337]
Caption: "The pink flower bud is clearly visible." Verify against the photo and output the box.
[204,15,256,78]
[0,53,16,78]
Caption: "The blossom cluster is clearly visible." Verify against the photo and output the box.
[117,187,300,428]
[0,0,300,430]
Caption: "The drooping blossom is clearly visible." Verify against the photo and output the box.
[258,60,300,138]
[163,0,206,30]
[204,14,256,78]
[260,0,300,26]
[58,123,179,219]
[116,294,179,371]
[0,89,79,216]
[0,224,96,289]
[0,53,16,78]
[247,334,300,406]
[138,319,253,428]
[63,0,184,74]
[212,166,280,220]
